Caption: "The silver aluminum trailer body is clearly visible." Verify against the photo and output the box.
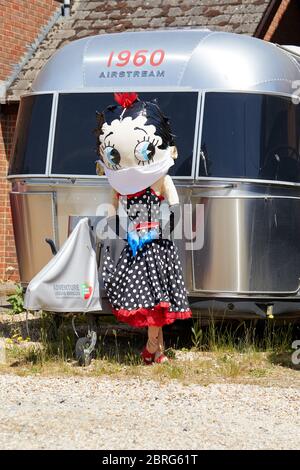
[8,30,300,318]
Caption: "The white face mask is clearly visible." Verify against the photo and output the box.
[98,149,174,195]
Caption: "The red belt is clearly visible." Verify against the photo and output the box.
[134,221,159,231]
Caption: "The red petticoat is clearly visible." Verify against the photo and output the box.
[112,301,192,328]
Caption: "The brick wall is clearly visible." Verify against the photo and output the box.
[0,0,60,81]
[0,104,18,281]
[0,1,61,281]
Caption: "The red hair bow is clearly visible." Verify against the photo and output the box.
[114,92,138,108]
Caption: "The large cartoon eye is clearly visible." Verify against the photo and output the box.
[134,139,156,165]
[102,145,121,170]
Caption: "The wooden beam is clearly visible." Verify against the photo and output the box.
[254,0,285,39]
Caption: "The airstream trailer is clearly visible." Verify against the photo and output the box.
[8,29,300,321]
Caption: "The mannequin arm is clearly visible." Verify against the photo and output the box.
[108,189,119,217]
[107,189,119,236]
[161,175,180,236]
[162,175,179,206]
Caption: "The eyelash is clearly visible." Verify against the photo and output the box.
[137,136,159,146]
[102,140,113,149]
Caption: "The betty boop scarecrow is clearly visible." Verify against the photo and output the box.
[95,92,191,364]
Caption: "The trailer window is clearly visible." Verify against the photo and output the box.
[8,94,53,175]
[199,92,300,183]
[51,92,198,177]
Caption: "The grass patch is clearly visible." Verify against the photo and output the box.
[2,345,299,388]
[152,362,184,381]
[190,318,298,354]
[1,314,300,387]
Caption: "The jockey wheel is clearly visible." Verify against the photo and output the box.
[74,313,97,366]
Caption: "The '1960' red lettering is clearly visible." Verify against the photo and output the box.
[107,49,165,67]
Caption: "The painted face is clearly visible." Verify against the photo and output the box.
[98,115,168,170]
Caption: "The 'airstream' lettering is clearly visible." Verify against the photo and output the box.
[98,70,165,79]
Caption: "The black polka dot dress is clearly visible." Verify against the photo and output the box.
[102,187,192,328]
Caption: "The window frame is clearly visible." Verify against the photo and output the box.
[9,89,300,187]
[195,89,300,187]
[7,92,55,179]
[47,90,201,180]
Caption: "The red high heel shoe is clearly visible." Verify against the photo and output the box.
[154,352,169,364]
[140,347,155,365]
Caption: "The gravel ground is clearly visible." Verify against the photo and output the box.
[0,374,299,450]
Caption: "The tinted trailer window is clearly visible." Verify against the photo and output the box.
[199,92,300,183]
[51,92,198,177]
[8,94,53,175]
